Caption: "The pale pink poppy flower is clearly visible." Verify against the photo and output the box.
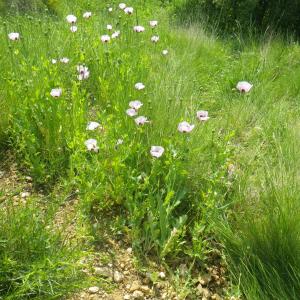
[108,7,113,12]
[77,65,90,80]
[236,81,253,93]
[124,7,133,14]
[150,146,164,158]
[83,12,92,19]
[50,88,62,98]
[70,25,78,32]
[178,121,195,133]
[8,32,20,40]
[135,116,149,125]
[162,49,168,55]
[84,139,99,152]
[107,24,113,30]
[111,31,120,39]
[51,59,57,64]
[129,100,143,110]
[126,108,137,117]
[149,20,158,28]
[133,25,145,33]
[60,57,69,64]
[151,35,159,43]
[119,3,126,9]
[86,121,100,131]
[196,110,210,122]
[101,34,111,43]
[66,15,77,24]
[135,82,145,90]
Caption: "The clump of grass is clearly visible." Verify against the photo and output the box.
[0,200,84,299]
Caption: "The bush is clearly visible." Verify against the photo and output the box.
[0,0,59,14]
[174,0,300,36]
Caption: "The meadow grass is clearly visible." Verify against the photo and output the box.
[0,0,300,299]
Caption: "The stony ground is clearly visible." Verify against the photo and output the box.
[0,154,238,300]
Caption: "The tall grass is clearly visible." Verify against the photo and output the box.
[0,199,84,299]
[1,0,300,298]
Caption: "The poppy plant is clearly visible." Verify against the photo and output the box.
[196,110,210,121]
[50,88,62,98]
[8,32,20,40]
[66,15,77,24]
[84,139,99,152]
[178,121,195,133]
[236,81,253,93]
[150,146,165,158]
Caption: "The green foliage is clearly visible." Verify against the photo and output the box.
[0,201,83,299]
[0,0,59,14]
[174,0,300,36]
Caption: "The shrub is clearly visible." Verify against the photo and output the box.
[174,0,300,36]
[0,0,59,14]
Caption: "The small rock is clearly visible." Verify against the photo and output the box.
[126,284,131,290]
[21,192,30,198]
[124,295,131,300]
[94,266,112,278]
[198,273,212,286]
[202,288,210,298]
[130,281,140,292]
[126,247,133,254]
[113,271,124,283]
[211,294,222,300]
[140,285,150,294]
[161,292,167,299]
[132,290,144,299]
[88,286,100,294]
[159,272,166,280]
[25,176,32,181]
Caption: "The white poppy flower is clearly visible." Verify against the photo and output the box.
[60,57,69,64]
[119,3,126,9]
[149,20,158,28]
[150,146,164,158]
[135,82,145,90]
[101,34,111,43]
[162,49,168,55]
[129,100,143,110]
[77,65,90,80]
[107,24,113,30]
[116,139,124,145]
[84,139,99,152]
[83,12,92,19]
[236,81,253,93]
[126,108,137,117]
[135,116,149,125]
[8,32,20,40]
[124,7,133,14]
[86,121,100,131]
[51,59,57,64]
[50,88,62,98]
[70,25,78,32]
[151,35,159,43]
[111,31,120,39]
[133,25,145,33]
[66,15,77,24]
[178,121,195,133]
[108,7,113,12]
[196,110,210,122]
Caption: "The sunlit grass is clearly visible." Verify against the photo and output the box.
[0,0,300,299]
